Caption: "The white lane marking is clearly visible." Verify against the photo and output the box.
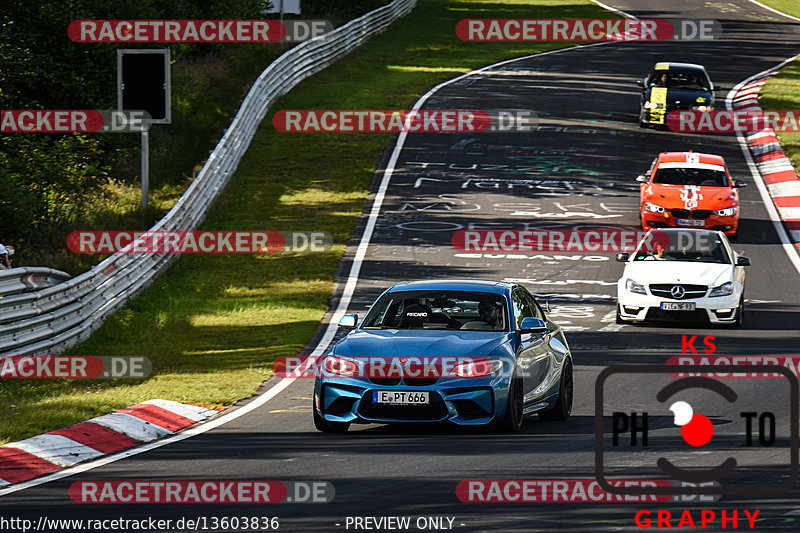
[90,413,173,441]
[0,38,625,499]
[743,0,800,22]
[590,0,636,19]
[5,435,103,467]
[141,399,218,422]
[727,55,800,278]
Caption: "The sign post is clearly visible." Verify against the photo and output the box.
[117,49,171,210]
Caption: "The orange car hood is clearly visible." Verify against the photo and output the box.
[644,184,737,210]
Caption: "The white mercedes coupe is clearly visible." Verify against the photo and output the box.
[616,228,750,326]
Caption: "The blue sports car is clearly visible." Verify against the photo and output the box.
[313,280,573,432]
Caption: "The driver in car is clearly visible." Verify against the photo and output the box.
[478,301,504,330]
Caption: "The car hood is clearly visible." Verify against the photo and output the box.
[646,87,713,107]
[625,261,733,287]
[644,184,736,210]
[334,329,510,358]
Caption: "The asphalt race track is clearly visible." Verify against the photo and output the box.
[3,1,800,531]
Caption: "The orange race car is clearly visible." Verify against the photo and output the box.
[638,152,746,238]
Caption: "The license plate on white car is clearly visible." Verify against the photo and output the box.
[676,219,704,227]
[373,391,429,405]
[661,302,696,311]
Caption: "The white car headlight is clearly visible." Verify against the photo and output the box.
[626,278,647,295]
[713,207,737,217]
[709,282,734,297]
[645,202,667,214]
[691,105,709,111]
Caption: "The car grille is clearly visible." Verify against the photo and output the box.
[369,377,401,386]
[650,284,708,299]
[670,209,711,219]
[358,392,448,421]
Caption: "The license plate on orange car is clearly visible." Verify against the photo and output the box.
[661,302,696,311]
[373,391,429,405]
[676,219,704,227]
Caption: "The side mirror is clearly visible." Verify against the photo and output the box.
[615,252,629,262]
[636,175,648,183]
[520,317,547,334]
[636,79,645,87]
[734,180,747,188]
[736,256,751,266]
[338,313,358,329]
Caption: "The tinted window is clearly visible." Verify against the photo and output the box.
[633,234,731,264]
[648,69,710,91]
[653,167,729,187]
[511,290,534,329]
[361,290,508,331]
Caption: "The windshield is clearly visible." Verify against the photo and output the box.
[653,167,729,187]
[633,233,731,264]
[362,290,508,331]
[649,69,710,91]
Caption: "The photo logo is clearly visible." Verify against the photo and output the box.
[596,365,798,496]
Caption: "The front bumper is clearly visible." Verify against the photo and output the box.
[642,211,738,236]
[617,285,742,324]
[314,376,506,426]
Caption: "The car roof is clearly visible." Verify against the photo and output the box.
[656,152,726,166]
[653,62,707,72]
[387,279,511,295]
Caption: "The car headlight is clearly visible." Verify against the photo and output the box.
[645,202,667,214]
[709,282,734,297]
[713,206,737,217]
[448,358,503,378]
[626,278,647,295]
[691,105,710,111]
[322,355,359,377]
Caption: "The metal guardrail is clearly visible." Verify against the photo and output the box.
[0,0,416,356]
[0,268,71,298]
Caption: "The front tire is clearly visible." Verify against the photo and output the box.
[733,297,744,328]
[539,358,573,421]
[314,407,350,433]
[497,373,524,432]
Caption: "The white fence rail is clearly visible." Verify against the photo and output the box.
[0,0,416,356]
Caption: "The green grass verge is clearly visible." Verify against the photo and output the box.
[760,59,800,169]
[756,0,800,19]
[0,0,614,444]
